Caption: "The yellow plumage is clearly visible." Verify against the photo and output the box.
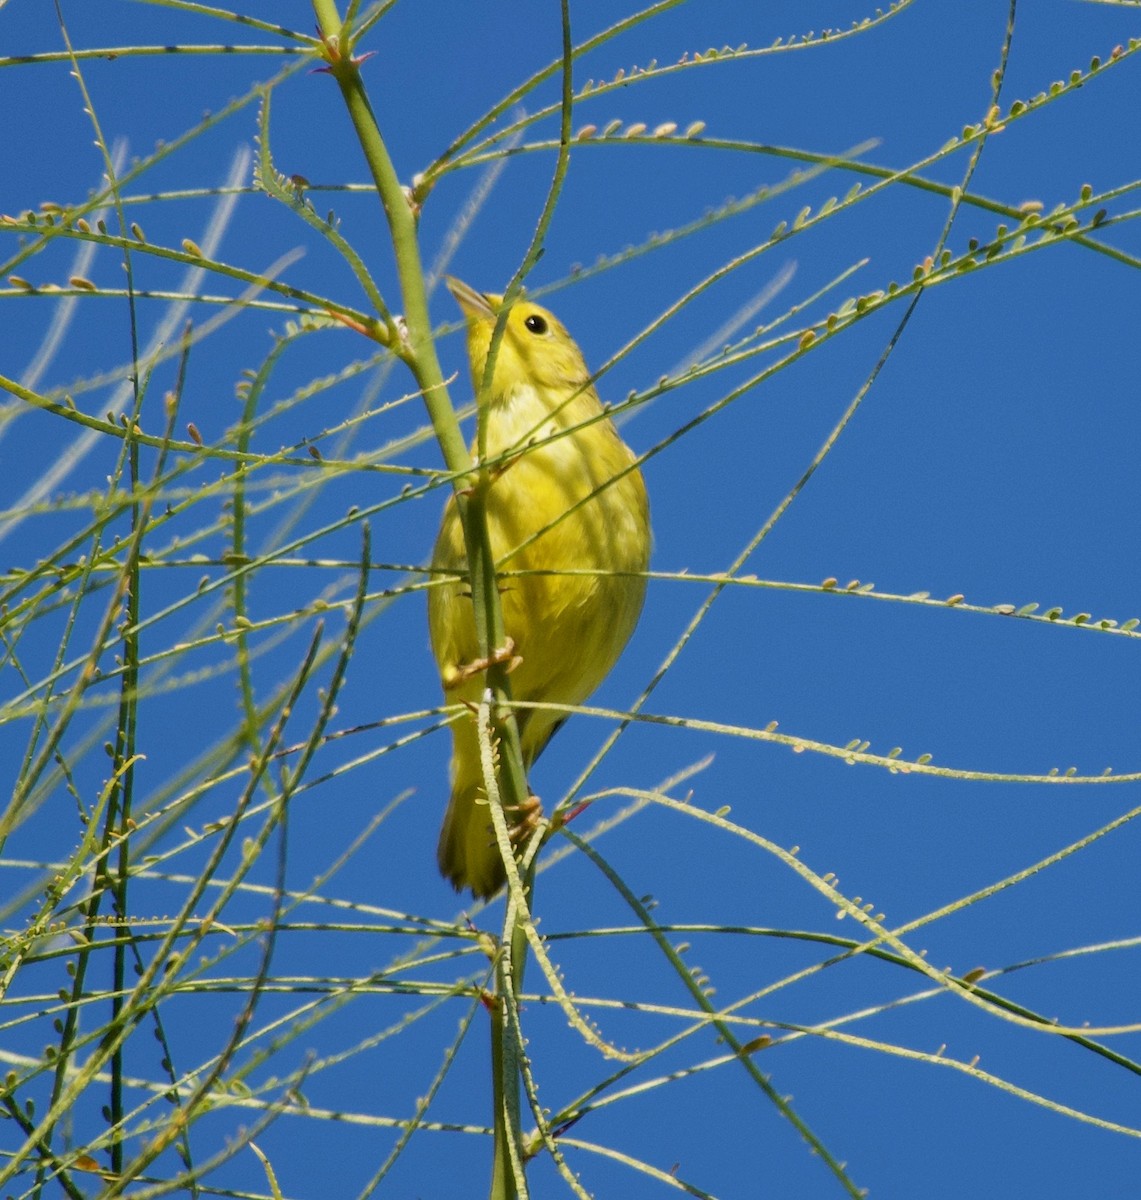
[429,279,651,898]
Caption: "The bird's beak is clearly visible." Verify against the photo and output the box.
[444,276,497,322]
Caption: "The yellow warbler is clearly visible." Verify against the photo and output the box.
[429,278,651,898]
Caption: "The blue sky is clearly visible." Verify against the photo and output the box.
[2,3,1140,1198]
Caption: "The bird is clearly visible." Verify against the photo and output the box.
[428,277,651,899]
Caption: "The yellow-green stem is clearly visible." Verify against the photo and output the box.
[310,7,532,1196]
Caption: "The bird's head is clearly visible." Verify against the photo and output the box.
[445,277,590,400]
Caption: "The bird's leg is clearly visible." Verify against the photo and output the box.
[460,447,528,496]
[441,636,522,689]
[485,445,527,483]
[454,448,523,499]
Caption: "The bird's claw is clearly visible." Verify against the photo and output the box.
[442,637,522,689]
[456,454,517,497]
[506,794,543,847]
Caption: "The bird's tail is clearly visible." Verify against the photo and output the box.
[437,773,508,901]
[437,705,554,900]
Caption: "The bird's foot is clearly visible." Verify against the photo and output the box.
[455,453,518,498]
[506,793,543,847]
[486,449,524,483]
[442,637,522,689]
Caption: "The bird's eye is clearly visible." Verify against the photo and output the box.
[524,313,549,335]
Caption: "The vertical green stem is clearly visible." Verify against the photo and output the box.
[309,5,532,1195]
[488,991,513,1200]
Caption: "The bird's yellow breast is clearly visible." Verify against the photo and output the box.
[429,379,649,758]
